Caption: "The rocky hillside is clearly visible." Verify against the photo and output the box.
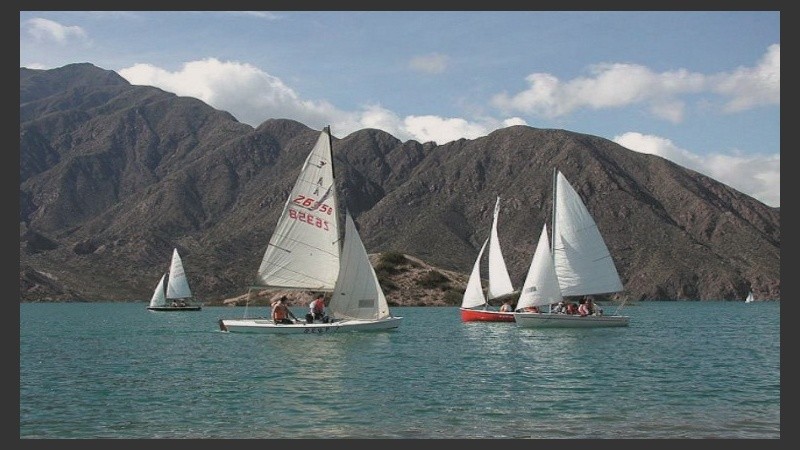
[19,63,780,303]
[215,252,469,308]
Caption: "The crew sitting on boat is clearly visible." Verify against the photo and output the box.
[306,293,328,323]
[586,297,602,316]
[272,296,298,324]
[578,298,590,316]
[578,296,603,316]
[516,306,539,313]
[551,300,566,314]
[499,301,514,312]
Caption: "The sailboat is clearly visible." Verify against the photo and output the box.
[147,248,202,311]
[218,126,402,334]
[459,196,518,322]
[745,291,755,303]
[515,170,629,328]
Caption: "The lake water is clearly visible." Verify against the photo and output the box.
[19,301,780,439]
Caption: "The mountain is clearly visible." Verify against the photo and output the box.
[19,63,780,303]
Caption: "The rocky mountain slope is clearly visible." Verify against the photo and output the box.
[19,63,780,303]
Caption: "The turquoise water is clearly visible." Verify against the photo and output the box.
[20,302,780,439]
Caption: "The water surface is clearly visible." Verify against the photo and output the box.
[20,301,780,438]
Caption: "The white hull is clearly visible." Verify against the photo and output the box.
[514,312,629,328]
[219,316,403,334]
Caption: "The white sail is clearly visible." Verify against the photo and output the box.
[166,248,193,300]
[460,238,489,309]
[552,171,623,297]
[329,213,390,321]
[255,127,341,291]
[745,291,755,303]
[149,274,167,308]
[516,225,563,309]
[487,196,515,300]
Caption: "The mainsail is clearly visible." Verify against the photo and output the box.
[254,127,341,291]
[551,171,623,297]
[487,196,515,300]
[166,249,192,300]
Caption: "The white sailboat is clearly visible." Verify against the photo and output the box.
[459,196,518,322]
[218,127,402,334]
[745,291,755,303]
[515,170,629,328]
[147,248,201,311]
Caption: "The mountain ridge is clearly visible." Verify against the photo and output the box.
[19,63,780,303]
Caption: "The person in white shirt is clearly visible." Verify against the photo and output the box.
[309,294,326,322]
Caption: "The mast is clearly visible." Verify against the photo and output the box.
[325,125,343,253]
[550,168,557,254]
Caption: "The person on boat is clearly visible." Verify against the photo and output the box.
[179,300,187,307]
[308,294,326,322]
[551,300,566,314]
[578,298,590,316]
[499,301,513,312]
[565,301,578,315]
[586,297,602,316]
[517,306,539,313]
[272,296,298,324]
[171,301,178,307]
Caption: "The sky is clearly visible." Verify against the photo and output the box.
[19,11,780,207]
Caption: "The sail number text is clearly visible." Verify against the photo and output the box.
[289,208,330,230]
[289,195,333,230]
[292,195,334,215]
[304,326,337,334]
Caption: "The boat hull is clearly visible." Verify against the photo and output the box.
[218,316,403,334]
[147,306,202,311]
[460,308,516,322]
[514,312,629,328]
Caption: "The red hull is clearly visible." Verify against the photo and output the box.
[460,308,516,322]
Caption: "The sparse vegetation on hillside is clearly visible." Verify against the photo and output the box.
[375,250,409,277]
[442,289,464,305]
[416,269,451,290]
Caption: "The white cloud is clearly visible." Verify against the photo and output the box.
[409,53,448,74]
[492,45,779,121]
[348,104,404,136]
[713,43,780,112]
[223,11,282,20]
[491,64,704,122]
[117,58,524,145]
[23,18,88,44]
[119,58,337,131]
[22,62,49,70]
[614,132,779,207]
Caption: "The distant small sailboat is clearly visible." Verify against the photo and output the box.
[745,291,755,303]
[147,248,201,311]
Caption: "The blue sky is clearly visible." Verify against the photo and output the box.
[19,11,780,207]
